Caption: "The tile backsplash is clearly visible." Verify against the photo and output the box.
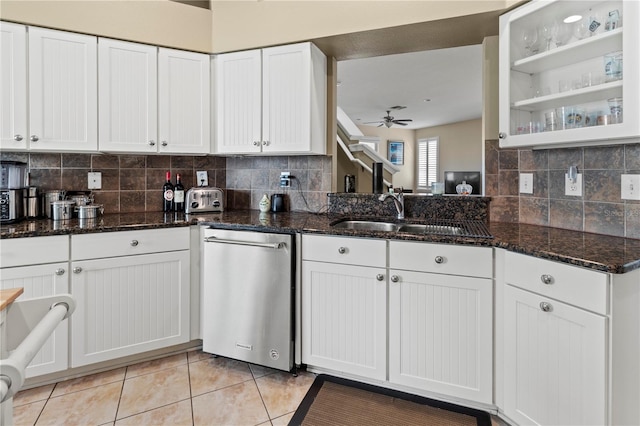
[485,139,640,239]
[0,152,331,214]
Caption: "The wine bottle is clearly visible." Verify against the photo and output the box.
[163,171,174,212]
[174,173,185,212]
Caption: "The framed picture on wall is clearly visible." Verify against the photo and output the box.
[388,141,404,165]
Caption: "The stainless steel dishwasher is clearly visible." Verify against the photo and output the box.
[202,228,294,372]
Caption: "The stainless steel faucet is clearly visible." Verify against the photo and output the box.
[378,188,404,220]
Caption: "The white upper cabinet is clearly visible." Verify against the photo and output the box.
[499,0,640,148]
[99,39,210,154]
[214,42,327,155]
[0,22,27,150]
[158,48,210,154]
[98,38,158,153]
[28,27,98,151]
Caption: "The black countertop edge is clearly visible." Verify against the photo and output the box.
[2,211,639,274]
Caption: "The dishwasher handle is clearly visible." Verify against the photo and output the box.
[203,236,285,249]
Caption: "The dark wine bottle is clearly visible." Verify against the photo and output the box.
[163,171,174,212]
[174,173,185,212]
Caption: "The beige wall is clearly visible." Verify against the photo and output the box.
[416,119,483,182]
[0,0,213,52]
[1,1,509,53]
[354,125,416,191]
[210,0,508,53]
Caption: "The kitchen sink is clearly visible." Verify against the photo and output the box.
[330,219,492,238]
[330,220,399,232]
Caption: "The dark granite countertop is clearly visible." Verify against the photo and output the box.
[2,210,639,274]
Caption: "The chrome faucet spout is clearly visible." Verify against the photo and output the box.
[378,189,404,220]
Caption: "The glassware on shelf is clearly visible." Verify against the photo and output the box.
[539,20,559,51]
[604,52,623,81]
[555,21,573,47]
[608,97,623,122]
[520,26,540,57]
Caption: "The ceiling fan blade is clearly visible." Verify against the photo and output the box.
[393,119,413,122]
[394,122,408,126]
[363,121,383,124]
[377,123,384,127]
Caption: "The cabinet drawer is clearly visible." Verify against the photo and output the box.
[302,234,385,267]
[71,227,189,260]
[0,235,69,267]
[504,252,608,314]
[389,241,492,278]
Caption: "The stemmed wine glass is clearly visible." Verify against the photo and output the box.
[541,20,561,51]
[555,21,573,46]
[520,27,539,57]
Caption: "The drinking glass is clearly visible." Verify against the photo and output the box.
[555,22,573,46]
[520,27,539,56]
[539,21,558,51]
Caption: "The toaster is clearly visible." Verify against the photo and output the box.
[185,187,224,214]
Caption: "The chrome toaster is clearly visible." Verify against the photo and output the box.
[185,187,224,214]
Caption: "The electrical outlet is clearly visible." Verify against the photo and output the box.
[280,172,291,187]
[196,171,209,187]
[621,174,640,200]
[565,173,583,196]
[519,173,534,194]
[88,172,102,190]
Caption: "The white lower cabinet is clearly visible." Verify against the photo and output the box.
[388,269,493,404]
[501,251,608,426]
[301,235,387,380]
[0,235,70,378]
[70,228,190,367]
[388,241,493,404]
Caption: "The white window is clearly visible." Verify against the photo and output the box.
[417,137,439,191]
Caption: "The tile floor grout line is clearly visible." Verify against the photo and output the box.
[253,373,273,422]
[187,354,195,426]
[30,383,55,426]
[113,367,127,424]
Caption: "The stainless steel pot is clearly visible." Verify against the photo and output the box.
[75,204,103,220]
[42,190,66,218]
[51,200,75,221]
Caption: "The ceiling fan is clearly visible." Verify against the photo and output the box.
[364,107,413,128]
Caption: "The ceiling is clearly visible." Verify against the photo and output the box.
[337,44,483,130]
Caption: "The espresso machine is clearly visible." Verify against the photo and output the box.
[0,161,28,223]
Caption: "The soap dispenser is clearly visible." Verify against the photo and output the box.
[259,194,271,212]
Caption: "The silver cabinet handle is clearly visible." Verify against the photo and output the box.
[263,140,270,146]
[540,274,554,285]
[149,140,156,146]
[498,132,507,139]
[390,275,399,283]
[376,274,384,281]
[130,240,139,247]
[73,267,82,274]
[161,141,168,147]
[55,268,65,276]
[338,247,347,254]
[540,301,552,312]
[434,256,444,264]
[30,135,39,142]
[253,141,260,146]
[203,236,284,249]
[14,134,23,141]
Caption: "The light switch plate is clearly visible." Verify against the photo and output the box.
[621,174,640,200]
[88,172,102,190]
[565,173,582,196]
[196,171,209,187]
[519,173,534,194]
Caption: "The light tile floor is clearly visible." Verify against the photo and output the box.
[12,350,315,426]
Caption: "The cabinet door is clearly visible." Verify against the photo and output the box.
[388,269,493,404]
[498,0,640,148]
[302,260,386,380]
[28,27,97,151]
[213,49,261,154]
[503,285,606,426]
[1,263,69,377]
[262,43,326,154]
[70,251,189,367]
[98,38,157,153]
[0,22,27,150]
[158,48,210,154]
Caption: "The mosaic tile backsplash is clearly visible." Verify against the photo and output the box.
[485,140,640,239]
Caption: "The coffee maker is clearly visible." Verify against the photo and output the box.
[0,161,28,223]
